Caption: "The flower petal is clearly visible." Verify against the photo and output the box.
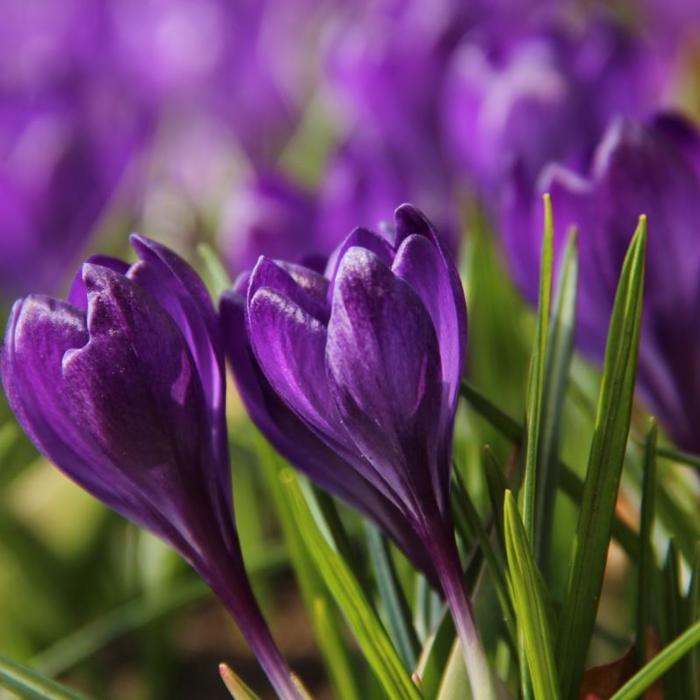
[127,234,231,517]
[247,257,329,323]
[247,284,341,442]
[62,264,215,556]
[1,292,193,555]
[326,246,445,519]
[67,256,130,310]
[324,226,394,282]
[221,290,436,580]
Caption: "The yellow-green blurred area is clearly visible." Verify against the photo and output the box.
[1,216,696,699]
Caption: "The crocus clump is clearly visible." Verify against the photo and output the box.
[223,204,496,699]
[0,237,302,699]
[505,112,700,454]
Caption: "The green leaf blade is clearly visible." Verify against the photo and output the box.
[282,469,422,700]
[556,216,647,699]
[503,491,559,700]
[0,654,90,700]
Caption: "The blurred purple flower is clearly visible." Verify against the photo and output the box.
[221,171,325,276]
[322,2,465,251]
[1,238,302,699]
[506,113,700,453]
[0,95,148,300]
[444,15,664,199]
[223,205,495,697]
[318,130,459,257]
[0,0,151,301]
[110,0,319,162]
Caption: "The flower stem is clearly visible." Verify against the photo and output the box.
[433,527,498,700]
[205,558,305,700]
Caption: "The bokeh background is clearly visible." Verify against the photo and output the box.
[1,1,699,698]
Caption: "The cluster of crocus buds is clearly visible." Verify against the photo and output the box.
[1,205,500,697]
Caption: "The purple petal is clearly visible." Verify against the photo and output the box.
[247,257,329,323]
[127,234,231,519]
[67,255,130,310]
[221,290,436,581]
[326,246,445,519]
[247,285,341,443]
[1,291,194,556]
[324,226,395,282]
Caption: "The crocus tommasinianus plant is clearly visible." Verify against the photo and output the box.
[222,204,497,698]
[505,113,700,454]
[0,237,303,699]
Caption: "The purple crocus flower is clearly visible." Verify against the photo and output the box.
[443,15,663,199]
[0,95,147,301]
[220,170,326,277]
[322,2,465,254]
[222,204,495,697]
[505,113,700,453]
[1,237,303,699]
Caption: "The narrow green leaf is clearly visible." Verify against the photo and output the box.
[311,597,362,700]
[413,574,434,644]
[197,242,232,298]
[414,606,456,700]
[365,522,420,669]
[220,663,263,700]
[521,193,554,540]
[434,640,468,700]
[689,543,700,699]
[556,217,647,699]
[256,439,361,700]
[452,470,516,646]
[0,655,89,700]
[610,619,700,700]
[461,381,638,558]
[503,491,559,700]
[661,541,693,698]
[652,475,699,564]
[534,229,578,569]
[483,447,509,554]
[282,468,422,700]
[654,444,700,472]
[635,420,657,668]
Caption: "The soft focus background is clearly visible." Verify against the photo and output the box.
[1,1,699,698]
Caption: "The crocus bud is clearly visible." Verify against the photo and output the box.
[223,204,496,699]
[505,113,700,454]
[1,236,302,699]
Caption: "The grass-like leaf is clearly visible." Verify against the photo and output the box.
[460,381,638,558]
[503,491,559,699]
[452,470,515,646]
[635,420,657,668]
[282,468,423,700]
[256,439,361,700]
[654,444,700,472]
[610,619,700,700]
[534,229,578,569]
[483,446,508,553]
[556,216,647,699]
[0,654,89,700]
[660,541,693,698]
[365,522,421,669]
[220,663,263,700]
[521,193,554,540]
[689,544,700,698]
